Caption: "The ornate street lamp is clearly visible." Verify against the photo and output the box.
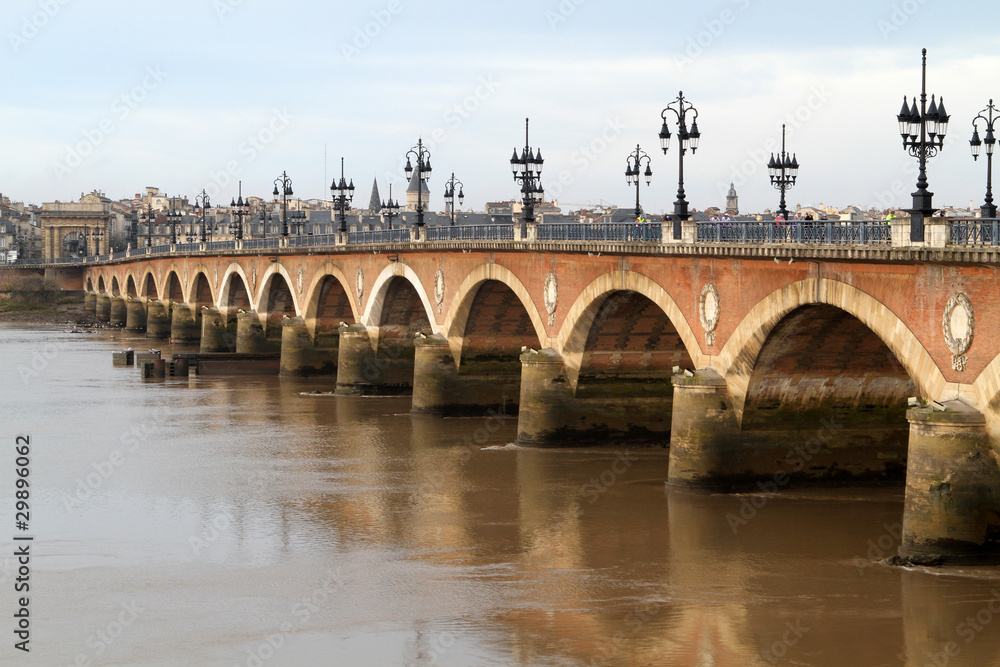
[404,139,432,227]
[658,91,701,238]
[141,203,154,247]
[443,172,465,225]
[167,198,182,245]
[624,144,652,220]
[381,183,401,230]
[970,100,999,219]
[897,47,949,241]
[510,117,544,236]
[229,181,248,240]
[331,157,356,233]
[768,124,799,220]
[195,190,211,242]
[273,171,294,237]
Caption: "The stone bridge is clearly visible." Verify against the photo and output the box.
[66,226,1000,564]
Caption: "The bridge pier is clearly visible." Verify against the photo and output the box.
[280,316,337,376]
[83,292,96,321]
[335,324,413,395]
[411,334,518,414]
[236,311,270,354]
[170,303,201,345]
[900,401,1000,564]
[515,348,675,447]
[95,295,111,323]
[146,301,170,339]
[109,297,127,327]
[201,307,234,353]
[666,369,742,490]
[125,299,147,332]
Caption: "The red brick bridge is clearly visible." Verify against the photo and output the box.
[54,218,1000,563]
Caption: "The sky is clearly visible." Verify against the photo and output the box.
[3,0,1000,215]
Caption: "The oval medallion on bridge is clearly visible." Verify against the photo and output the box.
[356,267,365,303]
[699,282,720,346]
[214,267,219,291]
[544,272,558,326]
[434,269,445,314]
[297,268,304,295]
[943,291,975,372]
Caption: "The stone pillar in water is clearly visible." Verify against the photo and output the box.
[236,311,269,354]
[515,348,575,446]
[95,295,111,323]
[900,400,1000,564]
[666,369,742,490]
[109,297,127,327]
[280,316,337,376]
[83,292,96,321]
[170,303,201,344]
[200,307,233,353]
[125,299,147,332]
[146,301,171,339]
[334,324,412,395]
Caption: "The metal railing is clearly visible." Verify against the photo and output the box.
[426,224,515,241]
[174,243,200,253]
[537,222,662,242]
[206,240,237,252]
[348,228,412,244]
[149,245,172,255]
[697,220,891,245]
[242,237,281,250]
[949,218,1000,246]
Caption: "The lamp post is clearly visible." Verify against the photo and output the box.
[229,181,248,240]
[897,47,949,241]
[767,124,799,220]
[970,100,998,219]
[195,190,211,242]
[624,144,652,220]
[658,91,701,238]
[443,172,465,225]
[381,184,401,230]
[331,158,356,233]
[404,139,432,227]
[510,118,544,236]
[167,201,182,245]
[141,203,154,247]
[273,171,294,237]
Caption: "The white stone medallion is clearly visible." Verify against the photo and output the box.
[434,269,445,314]
[943,291,975,372]
[297,267,304,295]
[544,272,558,326]
[356,267,365,304]
[699,282,720,346]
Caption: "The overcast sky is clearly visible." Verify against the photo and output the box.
[3,0,999,215]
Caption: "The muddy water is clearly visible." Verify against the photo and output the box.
[3,324,1000,666]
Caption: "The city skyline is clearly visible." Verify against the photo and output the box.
[3,0,1000,214]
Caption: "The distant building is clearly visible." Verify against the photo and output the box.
[725,182,739,215]
[405,169,430,212]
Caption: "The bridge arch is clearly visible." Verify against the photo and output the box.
[188,270,215,310]
[720,278,946,422]
[140,270,159,301]
[125,275,138,299]
[85,276,94,292]
[97,275,106,294]
[302,264,357,335]
[363,263,437,335]
[444,263,548,364]
[110,276,121,297]
[218,264,252,317]
[556,270,702,388]
[256,265,299,342]
[162,269,184,306]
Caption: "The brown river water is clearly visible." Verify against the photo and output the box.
[3,323,1000,666]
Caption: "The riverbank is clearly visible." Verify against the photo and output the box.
[0,301,87,325]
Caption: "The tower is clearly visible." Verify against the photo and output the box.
[725,182,739,215]
[368,177,381,214]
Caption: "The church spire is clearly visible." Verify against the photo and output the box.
[368,177,381,214]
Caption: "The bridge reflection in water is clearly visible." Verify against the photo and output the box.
[58,215,1000,569]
